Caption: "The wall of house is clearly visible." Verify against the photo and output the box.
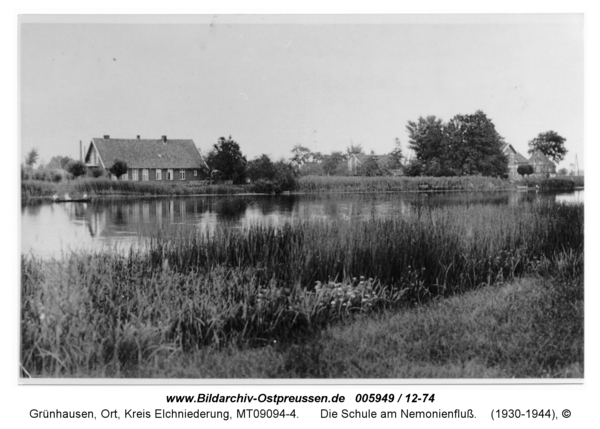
[532,162,556,175]
[121,168,208,182]
[86,144,100,166]
[347,156,359,175]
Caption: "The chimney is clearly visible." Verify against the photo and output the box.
[80,140,83,162]
[103,135,110,139]
[162,135,167,143]
[137,135,140,139]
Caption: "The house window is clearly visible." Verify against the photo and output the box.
[167,169,173,181]
[156,169,162,181]
[132,169,139,181]
[180,169,186,181]
[142,169,149,181]
[122,171,128,181]
[194,170,197,177]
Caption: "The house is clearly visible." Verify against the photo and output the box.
[347,153,404,176]
[529,150,556,177]
[502,143,530,179]
[83,135,209,181]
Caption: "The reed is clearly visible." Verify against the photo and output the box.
[516,176,584,190]
[297,175,510,193]
[65,178,247,196]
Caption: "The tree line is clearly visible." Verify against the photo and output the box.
[403,111,568,178]
[22,111,570,185]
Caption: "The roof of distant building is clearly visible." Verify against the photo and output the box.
[88,137,207,169]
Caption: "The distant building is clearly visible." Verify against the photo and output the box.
[529,150,556,177]
[83,135,209,181]
[347,153,404,176]
[502,143,530,179]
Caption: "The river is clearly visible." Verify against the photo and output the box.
[21,190,583,258]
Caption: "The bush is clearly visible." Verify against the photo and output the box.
[90,169,105,178]
[109,159,128,179]
[517,164,534,177]
[65,160,87,179]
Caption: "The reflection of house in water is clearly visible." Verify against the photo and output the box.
[80,198,227,239]
[156,200,162,223]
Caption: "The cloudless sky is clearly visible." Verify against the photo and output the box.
[20,15,583,170]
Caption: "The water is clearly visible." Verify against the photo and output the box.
[21,190,583,258]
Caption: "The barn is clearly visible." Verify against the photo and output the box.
[529,150,557,176]
[83,135,209,181]
[502,143,530,179]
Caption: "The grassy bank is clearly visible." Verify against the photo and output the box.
[21,178,247,199]
[516,176,584,191]
[20,202,583,377]
[117,267,581,378]
[21,175,584,200]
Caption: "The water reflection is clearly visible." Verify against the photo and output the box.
[21,190,583,258]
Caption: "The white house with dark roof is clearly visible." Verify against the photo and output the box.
[83,135,209,181]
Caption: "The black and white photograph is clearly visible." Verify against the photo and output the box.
[19,14,584,380]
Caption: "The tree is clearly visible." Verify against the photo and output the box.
[311,151,324,163]
[443,111,508,177]
[272,159,298,191]
[528,131,567,163]
[322,151,346,176]
[247,154,277,182]
[517,164,534,177]
[406,111,508,177]
[346,144,364,158]
[25,148,39,168]
[406,116,449,175]
[65,160,87,179]
[109,159,128,179]
[357,153,383,176]
[403,158,422,177]
[290,145,312,167]
[557,168,569,176]
[47,155,74,170]
[205,136,247,184]
[385,137,404,169]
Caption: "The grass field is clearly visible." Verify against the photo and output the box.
[20,201,583,378]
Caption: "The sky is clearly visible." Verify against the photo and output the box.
[20,15,584,171]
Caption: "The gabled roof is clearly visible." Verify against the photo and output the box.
[502,143,530,164]
[529,150,555,165]
[88,137,207,169]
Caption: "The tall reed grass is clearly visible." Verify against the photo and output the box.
[66,178,247,196]
[297,175,510,193]
[21,201,583,376]
[21,180,57,198]
[516,176,584,190]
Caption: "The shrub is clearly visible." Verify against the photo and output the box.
[65,160,87,179]
[109,159,128,179]
[90,169,105,178]
[517,164,534,177]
